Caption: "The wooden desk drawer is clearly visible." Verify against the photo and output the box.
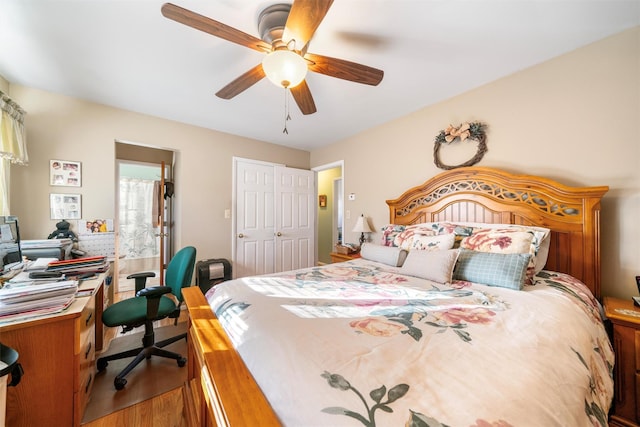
[77,364,94,417]
[78,295,96,343]
[75,295,96,393]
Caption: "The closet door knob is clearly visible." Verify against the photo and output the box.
[238,233,244,238]
[276,232,282,237]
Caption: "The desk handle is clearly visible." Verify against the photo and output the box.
[85,311,93,327]
[85,341,92,359]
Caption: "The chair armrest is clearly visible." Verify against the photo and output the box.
[136,285,171,298]
[127,272,156,293]
[137,286,172,319]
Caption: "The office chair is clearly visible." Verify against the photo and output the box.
[97,246,196,390]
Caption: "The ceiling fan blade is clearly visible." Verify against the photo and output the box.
[161,3,270,53]
[305,52,384,86]
[216,64,266,99]
[290,81,317,115]
[282,0,334,50]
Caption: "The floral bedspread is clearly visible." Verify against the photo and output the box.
[206,259,614,427]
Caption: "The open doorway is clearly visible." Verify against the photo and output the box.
[117,161,165,292]
[314,161,344,265]
[115,142,174,295]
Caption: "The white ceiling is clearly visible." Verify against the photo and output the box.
[1,1,638,151]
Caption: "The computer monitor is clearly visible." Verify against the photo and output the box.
[0,215,21,270]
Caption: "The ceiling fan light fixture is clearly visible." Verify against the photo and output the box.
[262,49,308,89]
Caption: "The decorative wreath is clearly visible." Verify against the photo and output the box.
[433,121,487,170]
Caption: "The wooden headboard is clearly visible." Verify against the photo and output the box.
[386,167,608,299]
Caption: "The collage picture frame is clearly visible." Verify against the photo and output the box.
[50,159,81,187]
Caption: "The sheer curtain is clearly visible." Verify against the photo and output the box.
[0,91,28,215]
[118,177,160,259]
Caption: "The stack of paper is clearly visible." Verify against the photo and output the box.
[45,256,109,275]
[20,239,73,249]
[0,280,78,322]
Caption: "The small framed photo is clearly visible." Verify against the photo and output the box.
[50,193,82,219]
[50,159,81,187]
[319,194,327,207]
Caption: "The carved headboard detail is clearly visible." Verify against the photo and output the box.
[386,167,609,298]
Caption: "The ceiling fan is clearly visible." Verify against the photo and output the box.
[161,1,384,115]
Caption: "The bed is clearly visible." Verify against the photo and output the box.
[182,166,612,426]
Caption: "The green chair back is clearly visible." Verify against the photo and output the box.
[165,246,196,303]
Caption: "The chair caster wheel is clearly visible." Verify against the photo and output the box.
[177,357,187,367]
[114,377,127,390]
[97,359,108,372]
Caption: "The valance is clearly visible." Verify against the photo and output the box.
[0,90,28,165]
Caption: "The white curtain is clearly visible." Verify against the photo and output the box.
[118,177,160,259]
[0,91,28,215]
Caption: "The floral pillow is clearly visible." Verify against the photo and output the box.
[433,222,550,275]
[433,222,477,248]
[408,233,455,251]
[380,224,405,247]
[459,228,534,254]
[393,224,439,250]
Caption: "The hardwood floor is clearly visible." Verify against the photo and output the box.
[82,289,189,427]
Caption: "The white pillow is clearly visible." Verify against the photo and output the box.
[401,249,460,284]
[360,243,408,267]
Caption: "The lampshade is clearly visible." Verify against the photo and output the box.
[262,49,308,89]
[352,215,372,233]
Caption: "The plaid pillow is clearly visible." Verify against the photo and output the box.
[453,249,532,290]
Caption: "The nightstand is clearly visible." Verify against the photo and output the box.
[604,297,640,426]
[329,252,361,263]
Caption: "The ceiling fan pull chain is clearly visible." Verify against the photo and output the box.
[283,87,292,134]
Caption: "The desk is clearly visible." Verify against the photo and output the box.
[0,272,108,426]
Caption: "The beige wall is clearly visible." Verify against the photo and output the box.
[0,76,8,93]
[8,86,310,263]
[311,27,640,299]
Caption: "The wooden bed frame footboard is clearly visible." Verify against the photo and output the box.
[182,167,609,426]
[182,286,281,426]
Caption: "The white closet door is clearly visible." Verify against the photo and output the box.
[234,160,315,278]
[274,166,315,272]
[235,161,276,278]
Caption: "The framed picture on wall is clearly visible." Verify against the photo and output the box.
[50,193,81,219]
[50,159,81,187]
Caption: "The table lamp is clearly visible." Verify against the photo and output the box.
[352,214,372,247]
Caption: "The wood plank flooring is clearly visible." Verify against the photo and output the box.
[82,288,189,427]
